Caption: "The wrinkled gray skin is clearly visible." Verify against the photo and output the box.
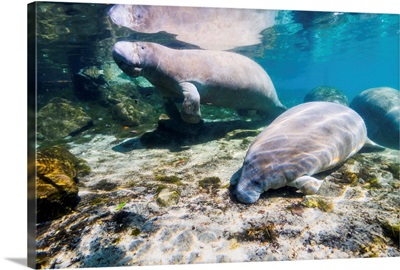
[304,86,349,106]
[112,41,286,124]
[235,102,368,204]
[350,87,400,149]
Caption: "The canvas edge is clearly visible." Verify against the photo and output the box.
[27,2,37,269]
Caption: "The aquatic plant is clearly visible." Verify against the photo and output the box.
[301,195,334,212]
[154,175,182,185]
[342,171,359,186]
[115,201,127,211]
[131,227,141,236]
[198,176,221,193]
[234,222,278,243]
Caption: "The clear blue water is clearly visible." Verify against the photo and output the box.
[259,12,399,106]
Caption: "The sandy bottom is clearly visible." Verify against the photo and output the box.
[36,121,400,268]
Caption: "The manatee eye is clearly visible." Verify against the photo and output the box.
[141,46,145,50]
[251,179,262,188]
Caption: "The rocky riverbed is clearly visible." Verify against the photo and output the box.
[35,118,399,269]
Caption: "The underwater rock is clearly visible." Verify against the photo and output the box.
[111,98,156,127]
[72,66,107,101]
[108,5,277,50]
[135,77,156,98]
[112,41,286,124]
[156,188,180,207]
[36,146,89,222]
[198,177,221,193]
[37,98,93,142]
[350,87,400,149]
[301,195,334,212]
[235,102,369,204]
[304,86,349,106]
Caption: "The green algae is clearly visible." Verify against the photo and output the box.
[364,177,383,189]
[198,176,221,193]
[115,201,127,211]
[131,227,141,236]
[234,223,278,243]
[155,175,182,185]
[301,195,334,212]
[381,220,400,245]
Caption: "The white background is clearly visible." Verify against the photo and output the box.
[0,0,399,269]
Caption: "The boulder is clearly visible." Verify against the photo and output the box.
[37,98,93,141]
[36,146,90,222]
[111,98,156,127]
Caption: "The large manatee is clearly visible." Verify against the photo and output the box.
[108,5,277,50]
[235,102,371,204]
[112,41,286,124]
[350,87,399,149]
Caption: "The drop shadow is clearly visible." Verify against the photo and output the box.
[5,258,27,267]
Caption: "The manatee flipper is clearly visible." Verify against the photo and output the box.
[164,98,184,123]
[179,82,201,123]
[289,176,324,195]
[360,138,386,152]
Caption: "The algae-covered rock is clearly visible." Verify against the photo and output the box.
[198,176,221,193]
[36,146,90,222]
[72,66,107,101]
[111,98,156,127]
[37,98,93,141]
[156,188,180,207]
[381,219,400,245]
[38,145,91,178]
[301,195,334,212]
[304,86,349,106]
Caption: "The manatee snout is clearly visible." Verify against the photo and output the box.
[235,178,263,204]
[112,41,142,77]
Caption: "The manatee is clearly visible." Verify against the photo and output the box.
[304,86,348,106]
[235,102,370,204]
[112,41,286,124]
[108,5,277,50]
[350,87,399,149]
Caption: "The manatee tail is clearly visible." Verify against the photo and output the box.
[361,138,386,152]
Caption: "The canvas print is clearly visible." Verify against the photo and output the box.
[28,1,400,269]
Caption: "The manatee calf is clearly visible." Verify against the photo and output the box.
[112,41,286,124]
[235,102,370,204]
[304,86,348,106]
[350,87,399,149]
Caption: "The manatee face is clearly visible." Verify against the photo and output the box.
[112,41,148,77]
[108,5,150,32]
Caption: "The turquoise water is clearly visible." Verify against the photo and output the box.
[261,11,399,105]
